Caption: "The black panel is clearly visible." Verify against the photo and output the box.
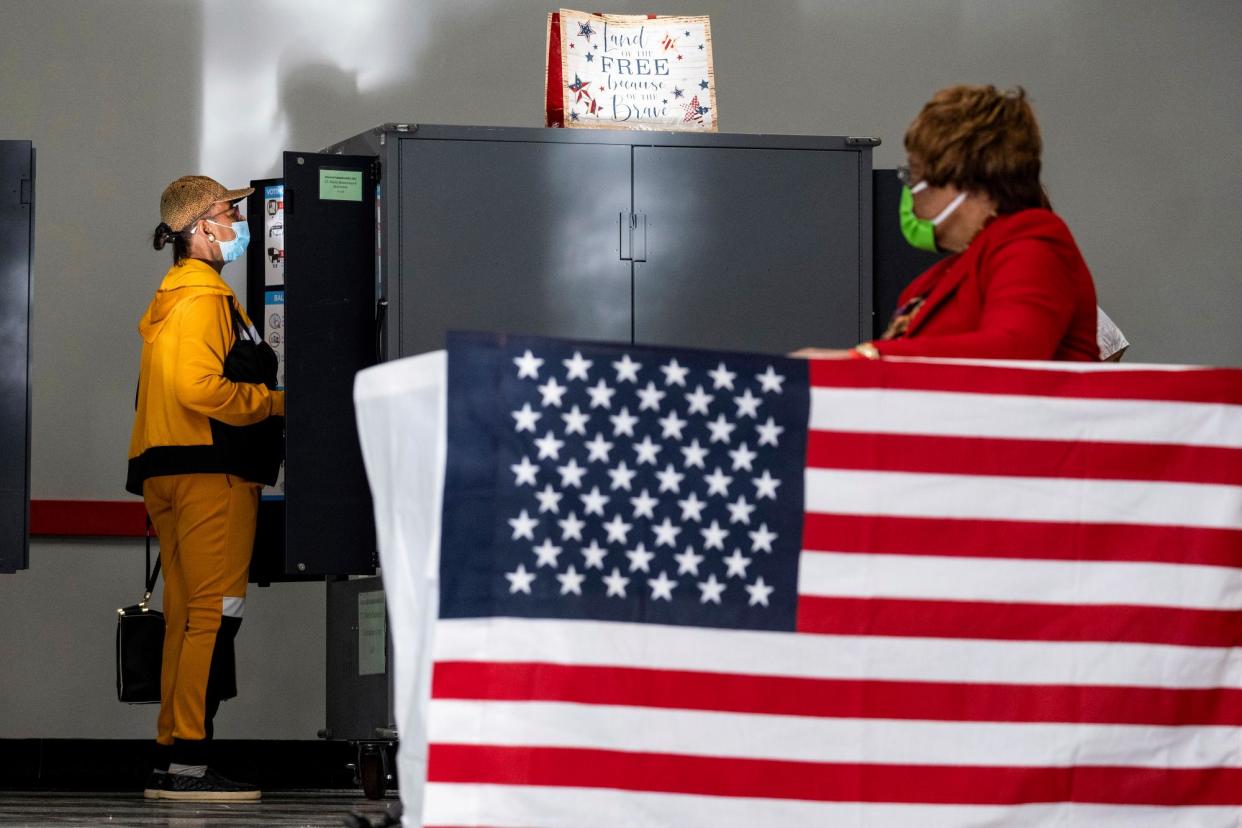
[871,170,944,339]
[633,146,862,353]
[283,152,378,576]
[397,138,632,356]
[0,141,34,574]
[324,576,392,741]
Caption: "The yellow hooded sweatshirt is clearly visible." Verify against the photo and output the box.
[126,259,285,494]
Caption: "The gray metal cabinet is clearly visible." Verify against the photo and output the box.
[328,125,873,362]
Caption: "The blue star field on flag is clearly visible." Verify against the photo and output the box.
[440,332,809,632]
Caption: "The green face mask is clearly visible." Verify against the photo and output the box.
[899,181,966,253]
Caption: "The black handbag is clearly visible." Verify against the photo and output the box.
[116,518,164,704]
[209,298,285,486]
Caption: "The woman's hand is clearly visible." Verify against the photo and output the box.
[789,347,855,359]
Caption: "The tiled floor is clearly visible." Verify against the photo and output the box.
[0,791,396,827]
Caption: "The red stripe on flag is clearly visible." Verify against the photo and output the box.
[427,743,1242,806]
[809,360,1242,405]
[431,661,1242,726]
[802,512,1242,569]
[796,596,1242,648]
[805,430,1242,486]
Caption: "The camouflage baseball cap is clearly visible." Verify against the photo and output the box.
[159,175,254,232]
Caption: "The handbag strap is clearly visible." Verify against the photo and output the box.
[143,515,161,607]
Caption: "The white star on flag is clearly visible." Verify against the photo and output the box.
[660,358,689,386]
[602,567,630,597]
[752,470,781,500]
[534,484,563,513]
[557,565,586,595]
[556,458,587,488]
[586,379,615,409]
[697,573,726,604]
[637,381,666,412]
[651,517,682,547]
[533,538,563,568]
[674,545,705,575]
[756,416,784,447]
[612,353,641,383]
[508,509,538,541]
[505,563,536,593]
[678,492,707,522]
[608,461,637,491]
[609,407,638,437]
[708,362,736,390]
[579,486,610,516]
[558,511,586,541]
[704,467,733,497]
[734,389,762,419]
[680,439,708,469]
[726,495,755,525]
[602,514,633,544]
[648,570,678,600]
[626,542,656,573]
[700,519,729,550]
[585,433,614,463]
[581,540,608,569]
[629,489,658,519]
[560,405,589,435]
[728,443,757,471]
[534,431,565,460]
[748,523,778,553]
[658,410,688,440]
[756,365,785,394]
[538,376,567,407]
[656,464,685,493]
[746,575,775,606]
[563,351,593,381]
[633,435,662,465]
[685,385,714,416]
[513,350,544,379]
[510,456,538,487]
[707,414,736,444]
[723,548,753,578]
[511,403,541,433]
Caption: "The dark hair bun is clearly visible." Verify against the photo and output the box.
[152,222,176,251]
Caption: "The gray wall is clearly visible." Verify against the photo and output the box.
[1,0,1239,740]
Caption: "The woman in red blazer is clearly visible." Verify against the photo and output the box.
[801,85,1099,361]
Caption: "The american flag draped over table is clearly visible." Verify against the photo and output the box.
[405,332,1242,827]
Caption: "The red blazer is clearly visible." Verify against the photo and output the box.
[874,209,1099,361]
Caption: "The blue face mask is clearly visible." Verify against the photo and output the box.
[205,218,250,264]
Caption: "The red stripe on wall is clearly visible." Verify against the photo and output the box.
[430,660,1242,726]
[802,512,1242,569]
[796,596,1242,648]
[427,743,1242,806]
[809,360,1242,405]
[29,500,148,537]
[805,430,1242,486]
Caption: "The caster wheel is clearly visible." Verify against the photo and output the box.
[360,747,387,800]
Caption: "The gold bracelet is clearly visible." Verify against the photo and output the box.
[853,342,881,360]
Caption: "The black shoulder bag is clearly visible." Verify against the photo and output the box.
[209,298,285,486]
[116,517,164,704]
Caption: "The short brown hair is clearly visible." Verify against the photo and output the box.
[905,85,1048,214]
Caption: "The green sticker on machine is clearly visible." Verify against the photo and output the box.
[357,590,386,676]
[319,168,362,202]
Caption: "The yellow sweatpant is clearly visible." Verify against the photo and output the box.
[144,473,259,749]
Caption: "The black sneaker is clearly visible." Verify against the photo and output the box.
[142,770,168,800]
[160,768,261,802]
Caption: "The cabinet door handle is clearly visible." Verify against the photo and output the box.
[619,212,647,262]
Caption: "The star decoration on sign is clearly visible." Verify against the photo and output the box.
[699,79,710,90]
[577,20,596,39]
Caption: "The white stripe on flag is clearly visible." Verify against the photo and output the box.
[422,782,1238,828]
[427,699,1242,769]
[432,618,1242,690]
[804,468,1242,530]
[809,388,1242,449]
[798,552,1242,611]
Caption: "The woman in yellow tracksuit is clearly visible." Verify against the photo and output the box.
[127,175,284,802]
